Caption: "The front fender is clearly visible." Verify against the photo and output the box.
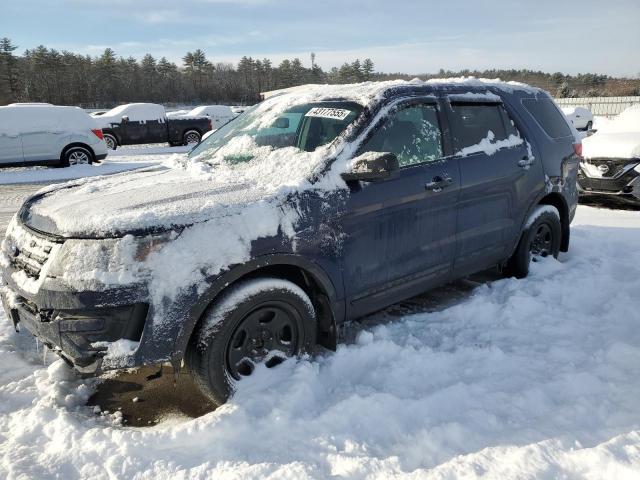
[134,253,343,367]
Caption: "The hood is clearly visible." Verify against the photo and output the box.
[582,131,640,160]
[21,166,272,238]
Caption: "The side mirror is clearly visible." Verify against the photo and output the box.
[121,115,129,124]
[341,152,399,182]
[273,117,290,129]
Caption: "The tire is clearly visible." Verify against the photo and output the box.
[104,134,117,150]
[183,129,201,146]
[586,121,593,131]
[186,278,317,405]
[61,146,93,167]
[504,206,561,279]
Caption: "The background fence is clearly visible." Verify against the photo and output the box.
[554,96,640,116]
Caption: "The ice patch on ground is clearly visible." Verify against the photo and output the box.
[1,205,639,478]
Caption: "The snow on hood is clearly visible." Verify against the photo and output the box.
[582,105,640,159]
[582,132,640,159]
[22,165,271,237]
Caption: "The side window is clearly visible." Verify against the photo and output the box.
[521,98,572,139]
[449,103,520,153]
[362,104,443,167]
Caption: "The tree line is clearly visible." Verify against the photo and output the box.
[1,37,638,108]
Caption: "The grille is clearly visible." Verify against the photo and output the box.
[9,232,56,280]
[582,158,638,179]
[578,168,639,193]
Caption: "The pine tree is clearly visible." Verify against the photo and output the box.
[362,58,374,81]
[0,37,19,103]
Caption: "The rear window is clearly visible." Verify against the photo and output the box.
[522,98,572,138]
[449,103,517,152]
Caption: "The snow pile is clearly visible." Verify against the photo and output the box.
[583,105,640,159]
[92,339,140,367]
[1,205,640,478]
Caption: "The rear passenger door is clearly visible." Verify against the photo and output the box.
[340,100,461,317]
[446,99,544,276]
[0,109,24,164]
[21,109,61,163]
[146,117,168,143]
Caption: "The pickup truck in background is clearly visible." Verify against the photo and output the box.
[93,103,212,150]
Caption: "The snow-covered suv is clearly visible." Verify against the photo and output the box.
[1,79,580,405]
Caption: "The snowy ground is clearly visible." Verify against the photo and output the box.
[1,203,639,478]
[0,143,187,186]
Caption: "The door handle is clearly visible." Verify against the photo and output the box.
[518,156,535,169]
[425,174,453,192]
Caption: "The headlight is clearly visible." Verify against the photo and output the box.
[634,163,640,174]
[133,231,180,262]
[46,231,180,287]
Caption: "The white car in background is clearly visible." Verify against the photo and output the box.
[180,105,238,130]
[578,104,640,203]
[561,106,594,131]
[0,104,107,168]
[166,109,190,118]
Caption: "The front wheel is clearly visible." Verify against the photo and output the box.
[186,278,317,406]
[183,129,201,146]
[504,206,561,279]
[586,121,593,131]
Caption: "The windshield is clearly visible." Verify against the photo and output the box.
[189,101,363,164]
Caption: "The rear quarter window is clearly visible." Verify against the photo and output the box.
[448,103,517,152]
[521,98,572,139]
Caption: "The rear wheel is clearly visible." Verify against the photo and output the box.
[61,146,92,167]
[504,206,561,279]
[104,134,117,150]
[183,129,201,146]
[186,278,316,405]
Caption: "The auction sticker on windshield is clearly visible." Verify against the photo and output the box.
[305,107,352,120]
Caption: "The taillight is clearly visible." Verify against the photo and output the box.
[573,143,582,158]
[92,128,104,140]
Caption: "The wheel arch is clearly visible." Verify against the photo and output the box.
[183,127,202,138]
[102,130,119,145]
[173,254,341,363]
[60,142,96,163]
[537,192,570,252]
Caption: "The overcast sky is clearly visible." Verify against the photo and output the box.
[3,0,639,76]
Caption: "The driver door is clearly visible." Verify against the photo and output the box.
[339,100,461,318]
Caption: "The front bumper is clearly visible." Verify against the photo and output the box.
[1,288,148,373]
[577,158,640,200]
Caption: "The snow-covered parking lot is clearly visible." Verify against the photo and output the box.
[1,149,640,478]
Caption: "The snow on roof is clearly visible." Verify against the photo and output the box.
[0,105,95,136]
[95,103,166,126]
[261,77,541,104]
